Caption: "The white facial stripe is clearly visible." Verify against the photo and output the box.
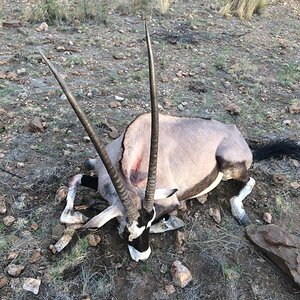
[146,207,156,228]
[128,245,151,262]
[127,207,156,240]
[127,221,145,242]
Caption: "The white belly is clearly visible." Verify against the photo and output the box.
[193,172,224,198]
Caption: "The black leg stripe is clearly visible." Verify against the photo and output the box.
[81,175,98,190]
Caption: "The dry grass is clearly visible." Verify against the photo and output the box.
[23,0,110,23]
[23,0,172,23]
[158,0,172,14]
[220,0,269,19]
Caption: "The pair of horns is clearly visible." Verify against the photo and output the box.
[40,22,158,223]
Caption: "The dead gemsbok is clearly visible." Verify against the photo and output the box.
[40,24,300,262]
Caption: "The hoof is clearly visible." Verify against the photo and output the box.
[60,209,88,224]
[150,216,185,234]
[237,213,250,226]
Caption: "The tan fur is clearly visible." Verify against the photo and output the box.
[93,113,253,208]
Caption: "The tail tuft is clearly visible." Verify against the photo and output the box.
[253,139,300,161]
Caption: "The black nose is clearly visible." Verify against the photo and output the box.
[128,227,150,253]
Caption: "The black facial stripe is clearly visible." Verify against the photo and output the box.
[128,227,150,252]
[81,175,98,190]
[137,209,155,228]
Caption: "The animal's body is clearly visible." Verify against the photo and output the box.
[88,113,252,218]
[40,24,300,262]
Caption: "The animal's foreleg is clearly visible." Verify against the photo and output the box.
[60,174,88,224]
[230,177,255,226]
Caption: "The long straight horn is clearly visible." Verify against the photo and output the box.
[39,50,140,223]
[144,22,159,213]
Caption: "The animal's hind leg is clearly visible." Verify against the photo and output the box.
[230,177,255,226]
[60,174,98,224]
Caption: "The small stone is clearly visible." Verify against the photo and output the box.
[114,263,123,269]
[5,72,17,80]
[87,233,101,247]
[2,21,22,28]
[36,22,48,32]
[115,95,125,101]
[31,249,41,263]
[13,194,27,210]
[49,244,57,254]
[160,264,168,274]
[165,284,176,294]
[178,104,184,111]
[109,131,119,139]
[289,100,300,114]
[200,62,207,69]
[60,93,67,100]
[3,215,15,226]
[7,251,19,260]
[175,231,185,247]
[6,264,25,277]
[23,278,41,295]
[290,159,300,168]
[196,194,208,204]
[161,76,169,83]
[282,119,292,126]
[113,53,125,60]
[31,222,39,231]
[56,46,65,51]
[16,68,26,75]
[0,196,7,214]
[0,274,8,289]
[54,186,68,204]
[161,99,171,110]
[63,150,71,156]
[83,136,91,142]
[178,200,187,211]
[209,207,222,224]
[226,103,241,115]
[16,162,25,168]
[109,101,120,108]
[29,117,44,133]
[262,212,272,224]
[290,182,300,189]
[272,174,285,183]
[52,223,66,240]
[171,260,192,288]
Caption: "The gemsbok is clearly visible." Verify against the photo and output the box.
[40,23,300,262]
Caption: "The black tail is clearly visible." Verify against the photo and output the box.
[252,139,300,161]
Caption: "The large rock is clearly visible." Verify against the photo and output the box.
[246,224,300,286]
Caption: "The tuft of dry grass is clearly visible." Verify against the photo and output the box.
[158,0,172,14]
[23,0,110,24]
[220,0,269,19]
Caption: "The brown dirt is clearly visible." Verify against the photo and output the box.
[0,1,299,299]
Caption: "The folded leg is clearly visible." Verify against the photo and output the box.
[60,174,98,224]
[230,177,255,225]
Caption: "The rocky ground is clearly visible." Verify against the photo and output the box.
[0,0,300,299]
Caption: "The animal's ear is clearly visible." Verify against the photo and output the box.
[154,188,177,200]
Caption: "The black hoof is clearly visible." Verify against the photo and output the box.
[239,214,250,226]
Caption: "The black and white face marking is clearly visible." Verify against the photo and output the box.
[124,207,156,262]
